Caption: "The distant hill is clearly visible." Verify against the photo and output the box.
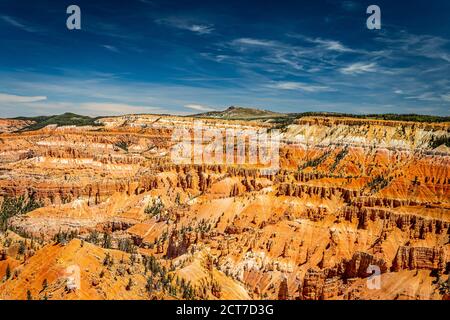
[13,113,102,131]
[192,106,288,120]
[192,106,450,123]
[6,108,450,133]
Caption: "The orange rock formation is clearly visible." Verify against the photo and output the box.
[0,114,448,300]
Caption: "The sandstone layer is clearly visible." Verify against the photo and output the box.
[0,114,448,300]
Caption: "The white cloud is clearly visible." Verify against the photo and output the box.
[232,38,277,47]
[184,104,216,112]
[186,24,214,34]
[0,15,37,32]
[79,103,163,115]
[441,93,450,102]
[405,92,439,102]
[268,82,331,92]
[340,62,378,75]
[376,32,450,63]
[226,36,367,78]
[439,53,450,63]
[0,99,166,117]
[394,90,404,94]
[308,38,354,53]
[0,93,47,103]
[156,18,214,34]
[102,45,119,53]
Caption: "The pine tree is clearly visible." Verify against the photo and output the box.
[126,278,133,291]
[103,233,112,249]
[145,275,153,293]
[18,241,26,255]
[5,264,11,279]
[42,278,48,290]
[103,252,113,267]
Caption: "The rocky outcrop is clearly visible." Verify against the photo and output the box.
[277,276,290,300]
[392,246,446,271]
[343,252,387,278]
[342,206,449,237]
[0,119,35,133]
[300,268,326,300]
[277,183,360,202]
[165,230,194,259]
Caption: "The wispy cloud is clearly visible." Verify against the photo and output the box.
[0,100,165,117]
[225,36,357,77]
[341,1,361,12]
[267,81,332,92]
[0,93,47,103]
[340,62,378,75]
[187,24,214,34]
[440,94,450,102]
[231,38,278,47]
[79,103,162,115]
[184,104,216,112]
[102,45,120,53]
[156,17,214,34]
[376,31,450,63]
[405,92,440,102]
[0,15,37,33]
[306,38,354,53]
[89,22,142,41]
[225,37,309,73]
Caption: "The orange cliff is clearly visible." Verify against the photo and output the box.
[0,114,448,300]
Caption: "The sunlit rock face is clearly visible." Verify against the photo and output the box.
[0,114,448,300]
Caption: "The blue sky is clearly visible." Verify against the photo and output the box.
[0,0,449,117]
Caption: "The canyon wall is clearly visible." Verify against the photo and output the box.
[0,115,448,300]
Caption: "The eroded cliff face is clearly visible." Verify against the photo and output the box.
[0,115,448,300]
[0,119,35,133]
